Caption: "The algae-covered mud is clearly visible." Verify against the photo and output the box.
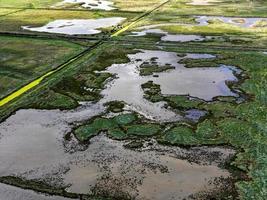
[0,0,266,199]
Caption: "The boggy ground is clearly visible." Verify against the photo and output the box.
[0,41,266,199]
[0,0,266,200]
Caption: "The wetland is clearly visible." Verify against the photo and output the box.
[0,0,266,199]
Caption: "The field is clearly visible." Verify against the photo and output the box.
[0,0,266,200]
[0,36,84,99]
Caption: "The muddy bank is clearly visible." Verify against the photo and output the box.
[0,183,75,200]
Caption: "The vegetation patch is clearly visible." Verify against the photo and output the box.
[0,176,79,198]
[126,124,161,136]
[104,101,125,113]
[139,63,175,76]
[74,113,138,141]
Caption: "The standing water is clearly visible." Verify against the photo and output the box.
[0,49,241,199]
[22,17,125,35]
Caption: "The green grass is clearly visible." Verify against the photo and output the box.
[161,22,267,36]
[162,0,267,17]
[0,8,20,16]
[0,0,61,8]
[0,0,164,11]
[0,36,84,99]
[113,0,165,12]
[29,89,78,110]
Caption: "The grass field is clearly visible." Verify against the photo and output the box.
[0,9,137,34]
[0,0,166,11]
[0,0,60,8]
[163,0,267,17]
[0,36,84,99]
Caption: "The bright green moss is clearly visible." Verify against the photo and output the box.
[126,124,161,136]
[74,118,119,141]
[163,126,197,145]
[114,113,137,125]
[167,96,202,110]
[108,129,127,140]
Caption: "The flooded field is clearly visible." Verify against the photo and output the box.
[0,46,243,198]
[130,15,267,41]
[22,17,125,35]
[131,28,205,42]
[103,50,240,103]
